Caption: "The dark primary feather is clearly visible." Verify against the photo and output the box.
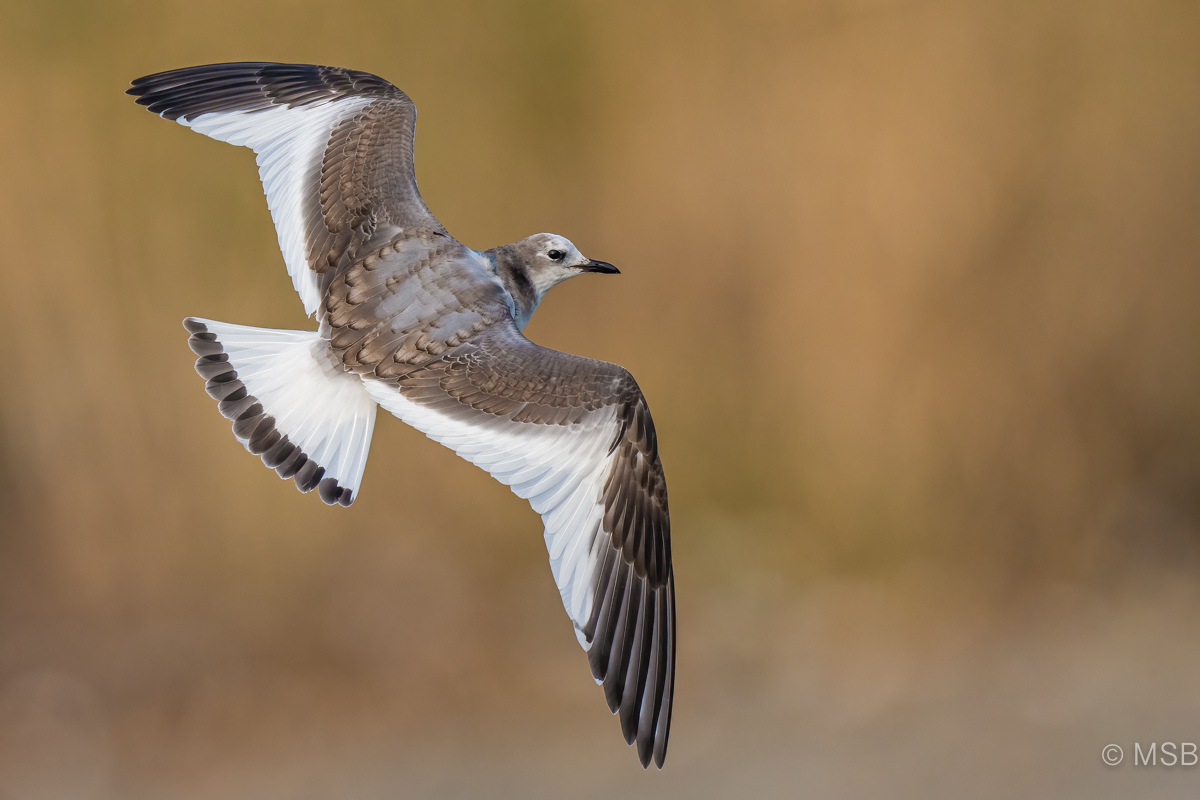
[127,62,401,120]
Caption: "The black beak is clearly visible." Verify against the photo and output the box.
[582,259,620,274]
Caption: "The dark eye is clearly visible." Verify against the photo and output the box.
[548,249,565,261]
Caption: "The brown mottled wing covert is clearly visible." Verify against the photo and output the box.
[319,229,514,375]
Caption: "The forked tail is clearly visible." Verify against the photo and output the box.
[183,318,377,505]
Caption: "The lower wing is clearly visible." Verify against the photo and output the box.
[362,321,674,768]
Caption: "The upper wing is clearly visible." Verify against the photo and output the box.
[127,62,442,315]
[360,322,674,768]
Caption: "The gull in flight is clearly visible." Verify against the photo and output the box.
[127,63,674,767]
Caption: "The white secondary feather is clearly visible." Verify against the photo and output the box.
[363,379,617,643]
[179,99,370,315]
[198,319,377,498]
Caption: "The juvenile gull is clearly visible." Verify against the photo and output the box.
[127,62,674,768]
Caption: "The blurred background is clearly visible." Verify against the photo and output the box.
[2,0,1200,796]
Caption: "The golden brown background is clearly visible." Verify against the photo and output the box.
[2,0,1200,797]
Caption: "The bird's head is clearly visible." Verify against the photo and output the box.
[486,233,618,328]
[513,232,619,292]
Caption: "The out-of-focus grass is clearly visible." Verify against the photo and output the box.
[1,0,1199,796]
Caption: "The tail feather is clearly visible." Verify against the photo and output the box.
[184,318,376,505]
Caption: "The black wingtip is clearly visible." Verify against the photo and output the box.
[125,62,403,122]
[318,476,354,506]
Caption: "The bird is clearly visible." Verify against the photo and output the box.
[127,62,674,768]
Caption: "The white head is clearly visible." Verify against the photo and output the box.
[486,233,619,328]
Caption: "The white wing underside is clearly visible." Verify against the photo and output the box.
[180,100,371,315]
[198,320,377,497]
[363,379,617,647]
